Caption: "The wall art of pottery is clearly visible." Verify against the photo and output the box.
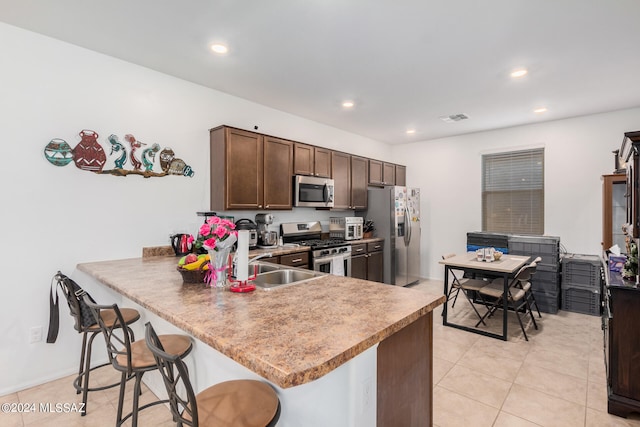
[44,129,194,178]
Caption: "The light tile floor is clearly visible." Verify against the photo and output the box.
[2,279,640,426]
[413,278,640,427]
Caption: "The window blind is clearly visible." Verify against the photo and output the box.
[482,148,544,235]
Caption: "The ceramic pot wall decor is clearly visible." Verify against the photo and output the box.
[44,129,195,178]
[72,130,106,172]
[44,138,74,167]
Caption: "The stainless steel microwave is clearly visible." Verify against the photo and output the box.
[294,175,335,208]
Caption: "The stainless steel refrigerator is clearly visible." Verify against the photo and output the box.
[360,186,421,286]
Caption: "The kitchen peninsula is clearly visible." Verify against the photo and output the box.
[77,253,443,426]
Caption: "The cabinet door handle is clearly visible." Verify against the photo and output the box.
[355,248,364,252]
[374,245,381,250]
[258,205,263,208]
[266,205,270,208]
[291,258,303,263]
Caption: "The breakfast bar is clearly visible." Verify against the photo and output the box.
[77,255,444,426]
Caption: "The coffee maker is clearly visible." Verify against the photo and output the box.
[255,213,278,247]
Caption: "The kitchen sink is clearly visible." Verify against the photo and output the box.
[251,267,325,290]
[247,262,281,275]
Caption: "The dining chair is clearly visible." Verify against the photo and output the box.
[145,322,281,427]
[83,297,193,427]
[46,271,141,416]
[442,253,489,325]
[475,263,539,341]
[486,256,542,318]
[519,256,542,317]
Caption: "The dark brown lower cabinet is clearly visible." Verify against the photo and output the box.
[351,244,368,280]
[260,251,309,269]
[605,285,640,418]
[280,252,309,269]
[367,242,383,282]
[350,241,384,282]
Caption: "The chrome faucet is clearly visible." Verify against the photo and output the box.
[249,253,273,264]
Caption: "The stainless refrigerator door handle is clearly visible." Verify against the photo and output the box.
[404,206,411,246]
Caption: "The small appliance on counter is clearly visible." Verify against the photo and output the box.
[170,233,192,256]
[234,218,258,249]
[330,217,364,240]
[255,213,278,248]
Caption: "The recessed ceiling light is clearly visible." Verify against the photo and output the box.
[510,69,528,78]
[406,129,416,134]
[210,44,228,54]
[534,107,548,113]
[342,101,355,108]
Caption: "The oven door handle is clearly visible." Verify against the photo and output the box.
[312,252,351,275]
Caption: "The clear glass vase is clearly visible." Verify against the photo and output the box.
[208,247,232,288]
[205,234,236,289]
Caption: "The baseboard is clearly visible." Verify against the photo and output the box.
[0,357,109,396]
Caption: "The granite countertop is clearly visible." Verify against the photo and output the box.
[77,255,443,389]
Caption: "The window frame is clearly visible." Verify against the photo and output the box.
[481,147,545,235]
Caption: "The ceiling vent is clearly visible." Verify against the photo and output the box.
[439,113,469,123]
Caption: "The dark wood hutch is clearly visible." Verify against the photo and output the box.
[604,130,640,419]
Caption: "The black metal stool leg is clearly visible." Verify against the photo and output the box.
[116,372,127,427]
[132,373,143,427]
[80,331,100,415]
[76,331,88,395]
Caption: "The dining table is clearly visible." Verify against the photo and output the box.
[439,252,531,340]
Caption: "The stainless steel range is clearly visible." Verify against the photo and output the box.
[280,221,351,276]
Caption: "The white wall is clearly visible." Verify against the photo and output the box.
[0,23,391,394]
[393,108,640,280]
[3,20,638,395]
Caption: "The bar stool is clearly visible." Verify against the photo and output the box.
[46,272,141,416]
[145,322,281,427]
[84,297,193,427]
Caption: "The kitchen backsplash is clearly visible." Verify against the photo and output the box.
[194,208,356,235]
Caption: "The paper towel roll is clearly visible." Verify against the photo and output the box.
[236,230,249,282]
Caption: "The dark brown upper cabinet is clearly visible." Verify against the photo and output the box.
[331,151,351,210]
[263,135,294,209]
[351,155,368,210]
[383,162,396,185]
[294,143,331,178]
[210,126,292,210]
[395,165,406,186]
[370,160,402,186]
[332,152,368,210]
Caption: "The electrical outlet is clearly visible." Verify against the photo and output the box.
[29,326,42,343]
[362,377,373,411]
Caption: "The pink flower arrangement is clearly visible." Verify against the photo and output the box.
[193,216,237,251]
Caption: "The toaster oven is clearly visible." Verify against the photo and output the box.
[330,217,364,240]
